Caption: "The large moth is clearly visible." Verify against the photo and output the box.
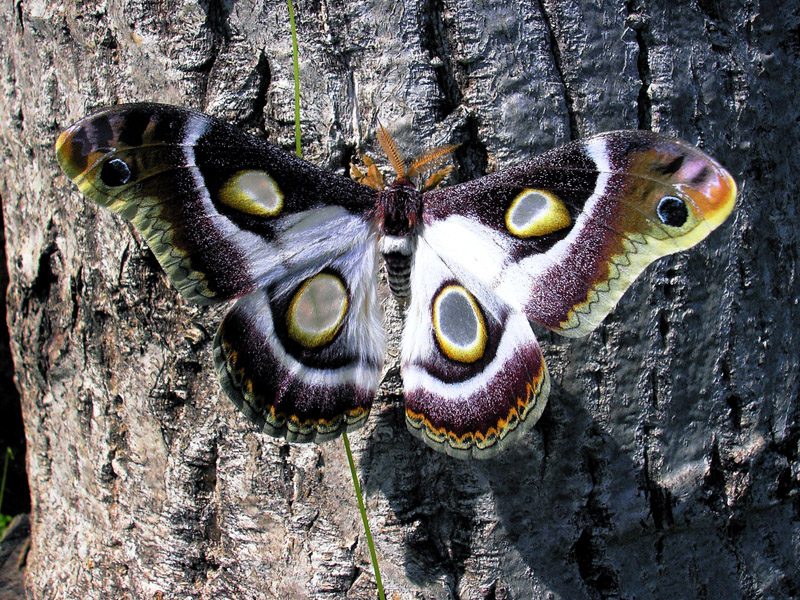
[55,103,736,458]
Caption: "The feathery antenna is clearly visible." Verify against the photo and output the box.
[377,125,407,179]
[406,144,459,179]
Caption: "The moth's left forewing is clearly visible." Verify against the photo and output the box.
[422,131,737,338]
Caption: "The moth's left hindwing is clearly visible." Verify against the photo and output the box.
[214,242,385,442]
[56,103,385,441]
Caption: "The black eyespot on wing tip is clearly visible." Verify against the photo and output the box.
[100,158,132,187]
[657,196,689,227]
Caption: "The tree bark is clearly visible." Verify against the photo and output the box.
[2,0,798,598]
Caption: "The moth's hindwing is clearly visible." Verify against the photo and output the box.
[401,238,550,459]
[213,237,385,442]
[55,103,376,304]
[421,130,737,337]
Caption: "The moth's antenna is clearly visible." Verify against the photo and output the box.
[406,144,460,179]
[377,125,407,180]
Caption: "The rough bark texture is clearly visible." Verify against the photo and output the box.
[2,0,798,598]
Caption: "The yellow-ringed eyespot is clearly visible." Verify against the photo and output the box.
[432,285,487,363]
[219,170,284,217]
[287,273,349,348]
[505,189,571,238]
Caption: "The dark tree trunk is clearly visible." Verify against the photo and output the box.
[2,0,798,598]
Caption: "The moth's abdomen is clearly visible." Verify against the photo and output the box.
[376,180,423,301]
[381,235,414,300]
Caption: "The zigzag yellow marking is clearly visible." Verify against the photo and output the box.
[221,341,368,437]
[130,198,218,301]
[263,404,369,437]
[558,236,657,337]
[406,363,548,452]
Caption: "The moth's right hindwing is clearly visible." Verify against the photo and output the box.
[401,237,550,459]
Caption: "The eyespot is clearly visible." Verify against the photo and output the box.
[657,196,689,227]
[505,189,571,238]
[219,170,284,217]
[432,285,487,363]
[287,273,349,348]
[100,158,132,187]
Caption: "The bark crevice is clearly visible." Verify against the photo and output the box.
[535,0,578,139]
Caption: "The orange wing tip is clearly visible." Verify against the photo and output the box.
[55,127,70,152]
[54,126,81,178]
[684,162,738,229]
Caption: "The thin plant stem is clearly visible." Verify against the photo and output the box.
[285,3,385,597]
[287,0,302,158]
[343,432,385,600]
[0,447,12,512]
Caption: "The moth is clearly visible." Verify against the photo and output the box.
[55,103,737,459]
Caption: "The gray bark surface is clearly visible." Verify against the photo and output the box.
[2,0,798,598]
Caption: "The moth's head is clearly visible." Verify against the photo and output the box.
[616,135,737,253]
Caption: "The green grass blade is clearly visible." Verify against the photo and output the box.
[0,447,12,513]
[343,432,385,600]
[285,3,385,596]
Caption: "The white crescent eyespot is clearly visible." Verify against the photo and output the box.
[505,188,571,238]
[219,170,284,217]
